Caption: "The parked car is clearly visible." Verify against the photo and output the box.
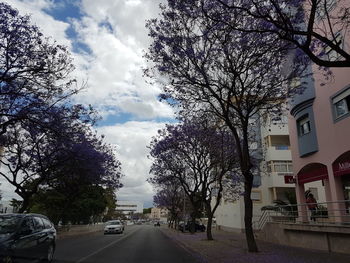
[154,221,160,227]
[104,220,124,234]
[0,213,56,262]
[178,222,206,232]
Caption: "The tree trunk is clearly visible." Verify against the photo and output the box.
[206,211,214,240]
[190,213,196,234]
[243,176,258,252]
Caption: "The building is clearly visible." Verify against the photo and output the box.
[150,207,168,223]
[214,112,325,232]
[287,1,350,223]
[115,200,143,218]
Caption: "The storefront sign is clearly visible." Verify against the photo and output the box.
[284,175,296,184]
[339,162,350,171]
[333,160,350,176]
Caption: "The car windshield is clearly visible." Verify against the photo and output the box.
[0,216,21,234]
[107,221,120,225]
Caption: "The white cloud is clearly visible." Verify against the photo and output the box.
[97,121,167,205]
[4,0,72,49]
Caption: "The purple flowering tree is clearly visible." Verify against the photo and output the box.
[153,182,184,228]
[212,0,350,67]
[0,3,80,137]
[145,1,303,251]
[149,119,239,240]
[0,105,122,213]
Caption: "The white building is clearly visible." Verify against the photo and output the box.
[115,200,143,216]
[214,113,326,232]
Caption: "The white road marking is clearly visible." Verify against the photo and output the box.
[75,227,140,263]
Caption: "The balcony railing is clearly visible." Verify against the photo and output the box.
[255,200,350,230]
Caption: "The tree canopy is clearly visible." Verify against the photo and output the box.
[212,0,350,67]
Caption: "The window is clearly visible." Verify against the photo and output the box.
[42,218,52,229]
[32,216,44,231]
[323,32,343,61]
[267,161,293,173]
[298,116,311,136]
[251,191,262,201]
[333,88,350,119]
[21,217,35,234]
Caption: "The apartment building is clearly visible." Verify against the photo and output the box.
[214,113,325,232]
[288,1,350,223]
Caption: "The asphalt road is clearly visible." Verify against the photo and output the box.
[53,225,199,263]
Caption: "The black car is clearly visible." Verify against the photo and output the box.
[178,222,206,232]
[0,213,56,262]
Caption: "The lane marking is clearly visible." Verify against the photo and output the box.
[75,227,140,263]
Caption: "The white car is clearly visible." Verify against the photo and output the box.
[104,220,124,234]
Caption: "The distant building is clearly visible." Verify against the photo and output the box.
[115,200,143,217]
[150,207,168,223]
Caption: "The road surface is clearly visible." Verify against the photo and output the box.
[54,224,199,263]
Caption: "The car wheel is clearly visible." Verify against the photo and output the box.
[44,243,55,262]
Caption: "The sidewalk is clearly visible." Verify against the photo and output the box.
[160,227,350,263]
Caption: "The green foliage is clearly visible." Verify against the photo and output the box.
[10,198,22,212]
[143,208,152,214]
[29,185,110,225]
[102,188,117,221]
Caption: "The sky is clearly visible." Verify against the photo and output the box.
[1,0,173,208]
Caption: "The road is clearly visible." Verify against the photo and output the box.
[53,224,199,263]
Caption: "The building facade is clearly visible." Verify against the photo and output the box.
[115,200,143,218]
[150,207,168,223]
[215,112,325,231]
[288,2,350,223]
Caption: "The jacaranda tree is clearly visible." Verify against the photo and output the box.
[153,182,184,228]
[0,2,80,137]
[145,0,303,251]
[149,119,239,240]
[0,105,122,213]
[211,0,350,67]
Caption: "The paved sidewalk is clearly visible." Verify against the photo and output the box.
[160,227,350,263]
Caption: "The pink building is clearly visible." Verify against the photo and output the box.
[288,1,350,222]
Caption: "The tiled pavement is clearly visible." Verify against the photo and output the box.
[160,227,350,263]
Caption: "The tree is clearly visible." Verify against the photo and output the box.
[103,188,118,221]
[145,1,301,251]
[0,111,123,213]
[149,120,239,240]
[212,0,350,67]
[30,185,111,225]
[153,180,184,228]
[0,2,80,137]
[143,208,152,214]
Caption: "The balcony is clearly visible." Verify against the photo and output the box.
[265,172,294,188]
[265,146,292,161]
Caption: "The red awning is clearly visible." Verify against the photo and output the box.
[297,165,328,184]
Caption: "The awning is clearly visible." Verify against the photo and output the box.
[297,164,328,184]
[333,152,350,177]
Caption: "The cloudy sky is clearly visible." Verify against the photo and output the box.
[2,0,173,208]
